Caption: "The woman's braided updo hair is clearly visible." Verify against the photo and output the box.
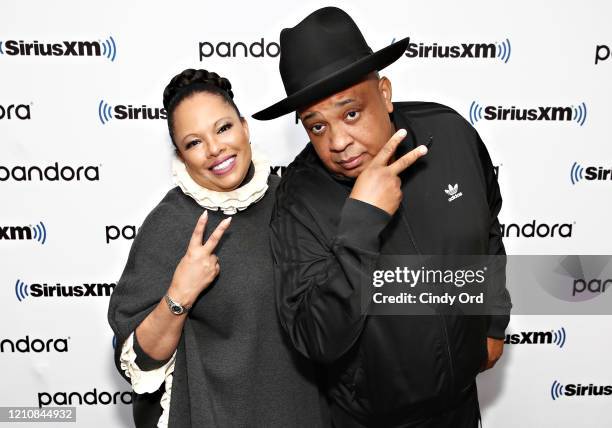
[163,69,241,148]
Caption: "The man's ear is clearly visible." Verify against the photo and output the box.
[378,76,393,113]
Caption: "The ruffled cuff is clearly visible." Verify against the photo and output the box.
[119,332,176,394]
[157,372,173,428]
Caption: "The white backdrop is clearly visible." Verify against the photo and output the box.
[1,0,611,426]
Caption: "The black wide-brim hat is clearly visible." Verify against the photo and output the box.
[252,7,409,121]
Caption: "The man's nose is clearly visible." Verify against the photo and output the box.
[328,127,352,153]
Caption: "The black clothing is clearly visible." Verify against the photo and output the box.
[330,383,480,428]
[251,6,409,121]
[270,102,511,426]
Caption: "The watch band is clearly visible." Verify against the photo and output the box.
[164,294,191,315]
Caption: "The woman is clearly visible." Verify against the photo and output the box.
[108,69,326,427]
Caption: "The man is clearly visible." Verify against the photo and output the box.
[253,7,512,427]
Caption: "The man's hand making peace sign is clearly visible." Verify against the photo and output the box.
[349,129,428,215]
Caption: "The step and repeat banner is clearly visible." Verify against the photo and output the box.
[1,0,610,426]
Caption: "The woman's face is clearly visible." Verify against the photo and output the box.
[172,92,251,192]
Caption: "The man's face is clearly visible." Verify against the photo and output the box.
[298,74,395,178]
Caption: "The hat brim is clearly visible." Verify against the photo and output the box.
[252,37,410,121]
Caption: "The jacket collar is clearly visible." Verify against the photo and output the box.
[390,102,432,159]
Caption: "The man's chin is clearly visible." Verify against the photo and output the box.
[333,165,366,179]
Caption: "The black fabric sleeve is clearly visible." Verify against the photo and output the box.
[475,131,512,339]
[271,196,391,364]
[108,198,187,384]
[133,330,173,371]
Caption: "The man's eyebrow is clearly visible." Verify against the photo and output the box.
[301,111,318,122]
[301,99,357,123]
[335,98,356,108]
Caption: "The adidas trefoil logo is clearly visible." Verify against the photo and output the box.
[444,183,463,202]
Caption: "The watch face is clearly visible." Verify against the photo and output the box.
[171,304,183,315]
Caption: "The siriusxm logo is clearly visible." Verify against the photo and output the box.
[38,388,132,408]
[0,163,99,182]
[0,222,47,244]
[500,220,574,238]
[0,37,117,61]
[596,44,610,64]
[199,38,280,60]
[15,279,115,302]
[400,37,511,63]
[570,162,612,185]
[0,103,31,120]
[0,336,69,353]
[469,101,587,126]
[98,100,166,125]
[505,327,566,348]
[551,380,612,400]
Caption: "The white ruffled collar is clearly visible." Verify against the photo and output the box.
[172,148,270,215]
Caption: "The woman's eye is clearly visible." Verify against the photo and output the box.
[218,123,233,134]
[186,140,200,149]
[346,110,360,121]
[310,124,325,135]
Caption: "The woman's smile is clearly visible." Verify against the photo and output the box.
[209,154,237,175]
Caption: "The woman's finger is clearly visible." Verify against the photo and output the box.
[202,217,232,254]
[188,211,208,249]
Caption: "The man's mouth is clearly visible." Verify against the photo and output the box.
[338,153,364,170]
[209,155,237,175]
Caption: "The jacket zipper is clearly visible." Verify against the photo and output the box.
[397,201,456,396]
[437,314,456,394]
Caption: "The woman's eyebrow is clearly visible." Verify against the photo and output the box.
[214,116,232,127]
[179,116,234,145]
[181,133,198,145]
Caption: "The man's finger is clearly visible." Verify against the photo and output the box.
[202,217,232,253]
[388,144,428,175]
[371,129,408,167]
[188,211,208,249]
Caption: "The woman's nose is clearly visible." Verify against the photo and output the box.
[206,138,224,157]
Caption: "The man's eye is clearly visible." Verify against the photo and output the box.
[346,111,360,121]
[311,124,325,135]
[218,123,233,134]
